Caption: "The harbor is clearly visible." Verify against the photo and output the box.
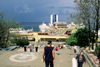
[15,28,77,43]
[0,0,100,66]
[13,14,77,44]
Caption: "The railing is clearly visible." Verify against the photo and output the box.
[77,48,97,67]
[83,51,96,67]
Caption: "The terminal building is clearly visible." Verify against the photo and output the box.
[54,22,67,28]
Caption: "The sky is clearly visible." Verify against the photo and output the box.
[0,0,75,22]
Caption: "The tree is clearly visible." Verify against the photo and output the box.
[74,28,90,47]
[73,0,100,49]
[66,28,96,48]
[0,11,23,48]
[5,18,23,47]
[95,0,100,47]
[0,12,8,47]
[13,36,29,47]
[68,40,77,46]
[66,33,77,46]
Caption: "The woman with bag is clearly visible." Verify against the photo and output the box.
[76,52,86,67]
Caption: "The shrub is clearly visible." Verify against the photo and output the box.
[13,36,29,47]
[66,33,77,46]
[74,28,89,47]
[68,40,77,46]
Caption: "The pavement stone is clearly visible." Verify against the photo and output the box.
[0,45,91,67]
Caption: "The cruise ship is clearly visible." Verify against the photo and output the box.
[39,14,58,32]
[39,22,50,32]
[9,27,33,33]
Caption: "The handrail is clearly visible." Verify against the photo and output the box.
[83,51,96,67]
[77,48,97,67]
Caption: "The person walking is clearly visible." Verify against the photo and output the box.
[24,45,27,52]
[35,45,38,52]
[74,46,77,53]
[55,46,58,51]
[76,52,86,67]
[30,44,34,52]
[74,48,76,53]
[42,41,55,67]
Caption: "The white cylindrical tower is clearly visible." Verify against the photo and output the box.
[56,14,58,22]
[50,14,53,25]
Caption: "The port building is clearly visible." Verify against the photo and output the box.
[54,22,67,28]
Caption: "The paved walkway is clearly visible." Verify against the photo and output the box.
[0,47,91,67]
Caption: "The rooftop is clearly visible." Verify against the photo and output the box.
[54,22,67,24]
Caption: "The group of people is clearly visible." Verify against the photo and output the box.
[24,44,38,52]
[23,40,100,67]
[54,44,66,51]
[42,40,87,67]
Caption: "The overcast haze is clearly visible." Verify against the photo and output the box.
[0,0,75,22]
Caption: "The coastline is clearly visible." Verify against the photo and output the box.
[20,22,49,32]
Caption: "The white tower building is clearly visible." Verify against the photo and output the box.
[50,14,53,25]
[56,14,58,22]
[50,14,58,27]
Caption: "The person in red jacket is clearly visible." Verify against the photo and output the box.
[55,47,58,51]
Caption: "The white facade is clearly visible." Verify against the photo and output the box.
[50,14,58,27]
[50,14,53,25]
[56,14,58,22]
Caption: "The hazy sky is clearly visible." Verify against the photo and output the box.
[0,0,75,22]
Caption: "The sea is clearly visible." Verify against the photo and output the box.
[20,22,49,32]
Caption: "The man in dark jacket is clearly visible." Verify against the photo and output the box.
[42,41,55,67]
[76,52,86,67]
